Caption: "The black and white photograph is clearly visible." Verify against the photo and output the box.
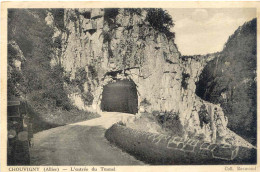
[1,1,258,169]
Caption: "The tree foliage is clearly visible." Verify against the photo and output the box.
[146,9,175,39]
[8,9,73,110]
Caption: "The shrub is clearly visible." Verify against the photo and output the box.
[8,44,17,65]
[181,72,190,90]
[104,8,119,21]
[51,9,65,31]
[81,92,94,105]
[146,9,175,39]
[88,65,98,79]
[154,110,184,136]
[198,104,210,128]
[140,98,151,106]
[125,8,142,16]
[53,35,62,49]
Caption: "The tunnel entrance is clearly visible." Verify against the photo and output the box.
[101,79,138,114]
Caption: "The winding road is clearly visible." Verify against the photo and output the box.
[30,112,144,165]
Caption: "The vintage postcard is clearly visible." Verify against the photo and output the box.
[1,1,260,172]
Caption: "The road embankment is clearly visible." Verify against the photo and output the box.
[105,124,256,165]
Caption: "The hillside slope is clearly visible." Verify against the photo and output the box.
[196,19,257,145]
[8,9,99,132]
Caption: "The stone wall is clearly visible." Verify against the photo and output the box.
[105,124,256,164]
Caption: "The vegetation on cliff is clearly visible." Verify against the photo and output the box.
[196,18,257,145]
[146,8,175,39]
[8,9,72,109]
[8,9,99,132]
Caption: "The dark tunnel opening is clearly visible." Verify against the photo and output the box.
[101,79,138,114]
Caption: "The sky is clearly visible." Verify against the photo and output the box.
[166,8,256,55]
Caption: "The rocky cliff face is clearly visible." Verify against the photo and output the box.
[45,8,238,144]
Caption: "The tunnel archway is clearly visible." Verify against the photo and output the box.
[101,79,138,114]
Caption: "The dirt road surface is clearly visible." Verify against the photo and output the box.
[30,112,144,165]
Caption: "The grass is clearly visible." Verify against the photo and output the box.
[125,112,165,134]
[27,100,100,133]
[126,112,184,137]
[38,108,100,126]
